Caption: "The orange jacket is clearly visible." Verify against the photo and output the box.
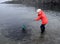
[35,10,48,24]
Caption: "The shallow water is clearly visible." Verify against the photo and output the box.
[0,4,60,44]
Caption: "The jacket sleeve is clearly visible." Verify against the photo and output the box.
[35,16,41,21]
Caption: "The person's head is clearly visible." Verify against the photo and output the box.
[36,9,41,13]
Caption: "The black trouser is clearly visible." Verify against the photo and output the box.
[40,24,45,33]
